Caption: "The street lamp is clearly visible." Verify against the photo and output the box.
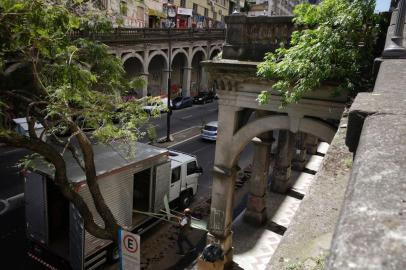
[166,4,176,142]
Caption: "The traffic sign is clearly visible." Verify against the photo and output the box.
[119,229,140,270]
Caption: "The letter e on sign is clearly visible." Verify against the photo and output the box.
[119,229,140,270]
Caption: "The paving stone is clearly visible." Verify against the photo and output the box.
[305,155,324,173]
[316,142,330,155]
[290,172,315,196]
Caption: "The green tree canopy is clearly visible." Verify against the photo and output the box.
[0,0,156,241]
[257,0,380,106]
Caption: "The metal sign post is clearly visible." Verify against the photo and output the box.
[119,229,141,270]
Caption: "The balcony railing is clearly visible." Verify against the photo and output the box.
[70,28,226,44]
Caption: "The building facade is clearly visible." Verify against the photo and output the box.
[247,0,320,17]
[104,0,243,28]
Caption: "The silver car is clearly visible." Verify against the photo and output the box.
[201,121,218,141]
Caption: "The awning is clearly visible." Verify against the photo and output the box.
[148,9,166,18]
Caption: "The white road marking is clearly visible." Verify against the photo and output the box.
[168,134,201,149]
[181,115,193,120]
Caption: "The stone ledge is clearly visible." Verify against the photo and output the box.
[266,113,352,269]
[326,114,406,270]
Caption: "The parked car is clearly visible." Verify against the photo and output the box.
[172,96,193,109]
[201,121,218,141]
[143,97,171,114]
[193,91,215,104]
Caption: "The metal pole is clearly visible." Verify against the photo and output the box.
[383,0,406,58]
[166,10,172,142]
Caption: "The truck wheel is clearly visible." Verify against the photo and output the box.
[107,245,119,263]
[179,190,192,209]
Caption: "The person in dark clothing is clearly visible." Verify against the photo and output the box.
[177,208,195,255]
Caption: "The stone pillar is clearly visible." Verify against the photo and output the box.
[244,134,272,225]
[183,66,192,96]
[207,165,237,267]
[292,132,307,171]
[201,66,208,91]
[270,130,295,193]
[306,134,319,155]
[162,69,169,96]
[141,74,148,97]
[203,105,243,269]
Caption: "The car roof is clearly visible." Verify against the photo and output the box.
[205,121,218,127]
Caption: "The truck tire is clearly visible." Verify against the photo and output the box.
[179,190,192,209]
[107,244,119,263]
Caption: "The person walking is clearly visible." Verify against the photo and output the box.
[177,208,195,255]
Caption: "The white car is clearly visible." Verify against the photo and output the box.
[143,97,171,114]
[201,121,218,141]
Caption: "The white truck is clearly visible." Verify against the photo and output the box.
[25,142,202,270]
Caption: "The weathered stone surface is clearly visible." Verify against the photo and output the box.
[223,14,294,61]
[266,115,352,269]
[327,115,406,270]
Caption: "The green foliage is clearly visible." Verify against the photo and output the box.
[0,0,152,146]
[257,0,380,106]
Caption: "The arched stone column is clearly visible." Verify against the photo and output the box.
[306,134,319,154]
[270,130,296,193]
[244,134,273,225]
[183,66,192,96]
[292,132,308,171]
[204,114,336,269]
[207,105,243,266]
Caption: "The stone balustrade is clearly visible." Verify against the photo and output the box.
[70,28,225,44]
[222,14,294,61]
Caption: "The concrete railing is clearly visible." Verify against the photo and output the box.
[70,28,226,44]
[326,2,406,268]
[222,14,294,61]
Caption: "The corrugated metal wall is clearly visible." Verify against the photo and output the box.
[79,169,134,256]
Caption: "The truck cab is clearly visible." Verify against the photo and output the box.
[168,150,202,209]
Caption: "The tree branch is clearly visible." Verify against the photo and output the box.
[70,121,120,238]
[0,131,115,240]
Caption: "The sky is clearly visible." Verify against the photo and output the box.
[375,0,391,12]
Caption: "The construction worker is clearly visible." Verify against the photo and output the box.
[177,208,195,255]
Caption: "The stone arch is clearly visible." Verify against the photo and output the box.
[172,48,189,64]
[147,50,169,69]
[147,51,169,96]
[190,47,207,66]
[122,52,146,71]
[209,46,222,59]
[225,115,336,167]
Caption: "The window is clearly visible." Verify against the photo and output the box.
[180,0,186,8]
[213,11,217,20]
[171,167,181,183]
[187,161,198,175]
[204,8,208,17]
[193,3,198,13]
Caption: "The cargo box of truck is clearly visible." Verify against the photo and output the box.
[25,142,202,270]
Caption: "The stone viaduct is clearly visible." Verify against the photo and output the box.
[202,15,347,266]
[74,28,225,97]
[201,2,406,269]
